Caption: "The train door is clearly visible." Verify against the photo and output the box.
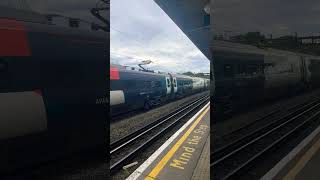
[299,55,309,88]
[303,57,312,85]
[165,76,171,95]
[201,79,205,90]
[167,73,176,98]
[306,57,320,88]
[173,77,178,93]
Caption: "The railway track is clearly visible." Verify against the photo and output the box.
[211,98,320,180]
[213,98,315,147]
[110,94,210,175]
[111,91,210,121]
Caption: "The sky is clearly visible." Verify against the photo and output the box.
[213,0,320,38]
[110,0,210,74]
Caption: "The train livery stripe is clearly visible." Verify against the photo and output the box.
[110,90,125,106]
[0,19,31,56]
[110,67,120,80]
[0,91,47,140]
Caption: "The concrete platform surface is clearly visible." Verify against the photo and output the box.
[295,147,320,180]
[127,102,210,180]
[261,123,320,180]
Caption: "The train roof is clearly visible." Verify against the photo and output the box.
[0,5,47,23]
[213,40,320,59]
[0,6,108,35]
[0,6,108,59]
[212,40,266,55]
[113,65,169,77]
[171,73,193,79]
[111,64,209,80]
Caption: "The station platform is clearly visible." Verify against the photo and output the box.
[261,123,320,180]
[126,102,210,180]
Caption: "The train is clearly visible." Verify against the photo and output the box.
[212,40,320,118]
[110,64,210,115]
[0,5,108,173]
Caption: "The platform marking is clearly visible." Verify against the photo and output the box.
[145,104,210,179]
[126,102,210,180]
[169,123,209,170]
[283,133,320,180]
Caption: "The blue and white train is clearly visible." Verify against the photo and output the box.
[110,64,210,115]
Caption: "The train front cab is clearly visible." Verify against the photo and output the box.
[0,10,108,173]
[111,68,171,113]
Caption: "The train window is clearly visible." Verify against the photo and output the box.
[224,64,233,77]
[247,64,258,75]
[173,79,177,87]
[238,64,246,75]
[167,79,170,87]
[259,65,264,74]
[5,0,108,30]
[151,81,161,88]
[69,18,79,28]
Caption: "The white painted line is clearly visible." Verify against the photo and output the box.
[126,102,210,180]
[261,124,320,180]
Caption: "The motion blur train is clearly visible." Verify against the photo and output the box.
[110,64,210,115]
[212,40,320,118]
[0,5,108,173]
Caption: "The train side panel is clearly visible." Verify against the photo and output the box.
[111,70,209,116]
[110,69,168,114]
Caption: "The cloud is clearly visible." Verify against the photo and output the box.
[213,0,320,37]
[111,0,209,74]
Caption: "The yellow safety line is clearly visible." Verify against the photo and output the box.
[283,135,320,180]
[145,105,210,180]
